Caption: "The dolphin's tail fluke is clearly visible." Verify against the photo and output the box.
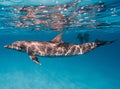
[95,39,115,46]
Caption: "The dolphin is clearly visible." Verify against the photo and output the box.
[4,34,114,65]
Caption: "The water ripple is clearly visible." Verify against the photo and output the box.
[0,0,120,34]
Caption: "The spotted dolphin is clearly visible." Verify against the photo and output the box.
[4,34,114,65]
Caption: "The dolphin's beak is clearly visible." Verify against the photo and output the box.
[4,45,12,48]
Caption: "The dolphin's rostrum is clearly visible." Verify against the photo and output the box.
[4,34,114,65]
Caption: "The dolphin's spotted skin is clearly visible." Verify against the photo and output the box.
[4,34,114,65]
[13,41,96,56]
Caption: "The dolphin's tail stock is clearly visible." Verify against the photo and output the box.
[95,39,116,47]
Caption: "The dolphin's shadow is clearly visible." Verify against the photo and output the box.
[77,32,90,44]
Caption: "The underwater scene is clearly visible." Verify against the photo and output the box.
[0,0,120,89]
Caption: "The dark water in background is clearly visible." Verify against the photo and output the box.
[0,0,120,89]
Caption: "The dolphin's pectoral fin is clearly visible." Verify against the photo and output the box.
[29,55,41,65]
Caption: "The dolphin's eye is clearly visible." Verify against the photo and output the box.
[20,46,25,49]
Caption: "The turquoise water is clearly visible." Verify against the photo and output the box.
[0,0,120,89]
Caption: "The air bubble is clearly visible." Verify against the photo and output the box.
[1,7,4,10]
[56,1,59,4]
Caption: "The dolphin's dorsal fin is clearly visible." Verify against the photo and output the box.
[51,34,63,43]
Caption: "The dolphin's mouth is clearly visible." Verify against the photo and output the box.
[4,45,12,49]
[4,45,22,51]
[4,45,9,48]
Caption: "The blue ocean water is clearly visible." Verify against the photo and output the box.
[0,0,120,89]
